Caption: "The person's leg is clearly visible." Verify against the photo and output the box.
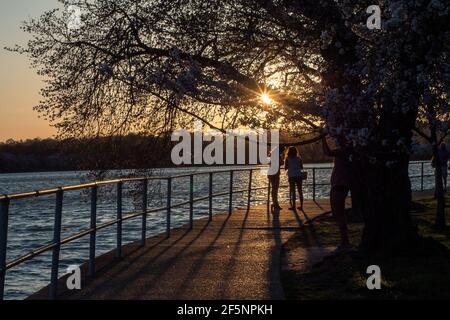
[434,169,437,199]
[289,178,296,209]
[296,179,304,210]
[271,177,281,208]
[330,186,350,246]
[442,166,448,191]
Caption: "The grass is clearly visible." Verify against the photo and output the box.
[281,195,450,300]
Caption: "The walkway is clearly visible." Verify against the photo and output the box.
[31,199,344,300]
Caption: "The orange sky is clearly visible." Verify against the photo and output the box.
[0,0,59,142]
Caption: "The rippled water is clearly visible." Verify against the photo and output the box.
[0,162,434,299]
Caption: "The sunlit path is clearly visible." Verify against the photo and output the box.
[30,199,348,300]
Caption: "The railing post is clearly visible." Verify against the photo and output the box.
[0,198,10,301]
[142,179,148,246]
[229,171,234,215]
[88,185,97,277]
[116,181,123,258]
[167,178,172,238]
[49,188,63,300]
[421,162,424,191]
[247,170,253,210]
[312,168,316,201]
[208,173,213,222]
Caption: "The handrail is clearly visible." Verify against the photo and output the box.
[0,161,435,300]
[0,167,269,201]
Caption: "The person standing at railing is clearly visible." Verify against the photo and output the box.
[432,142,449,192]
[322,136,353,253]
[284,146,304,211]
[268,146,286,211]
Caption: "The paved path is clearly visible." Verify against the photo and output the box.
[31,199,341,300]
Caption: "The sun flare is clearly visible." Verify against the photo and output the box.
[260,93,273,105]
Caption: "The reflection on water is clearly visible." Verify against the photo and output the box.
[0,162,434,299]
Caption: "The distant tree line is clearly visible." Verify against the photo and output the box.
[0,135,432,174]
[0,135,171,173]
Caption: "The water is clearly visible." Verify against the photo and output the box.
[0,162,435,299]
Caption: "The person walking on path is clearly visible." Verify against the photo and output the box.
[322,136,353,252]
[284,147,304,211]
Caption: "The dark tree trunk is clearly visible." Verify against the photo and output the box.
[358,157,419,255]
[356,91,420,255]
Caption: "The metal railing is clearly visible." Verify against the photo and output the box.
[0,161,435,300]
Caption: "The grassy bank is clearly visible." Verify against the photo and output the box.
[281,195,450,299]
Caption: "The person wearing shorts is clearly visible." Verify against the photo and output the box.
[268,146,285,211]
[285,147,304,211]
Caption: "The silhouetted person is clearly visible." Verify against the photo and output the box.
[285,147,304,211]
[322,136,353,252]
[268,146,285,211]
[436,143,449,191]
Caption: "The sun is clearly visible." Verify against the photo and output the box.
[260,93,273,105]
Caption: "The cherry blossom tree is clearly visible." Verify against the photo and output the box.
[323,0,450,252]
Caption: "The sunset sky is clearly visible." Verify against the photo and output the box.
[0,0,60,142]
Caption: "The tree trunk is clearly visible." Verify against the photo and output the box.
[358,157,419,255]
